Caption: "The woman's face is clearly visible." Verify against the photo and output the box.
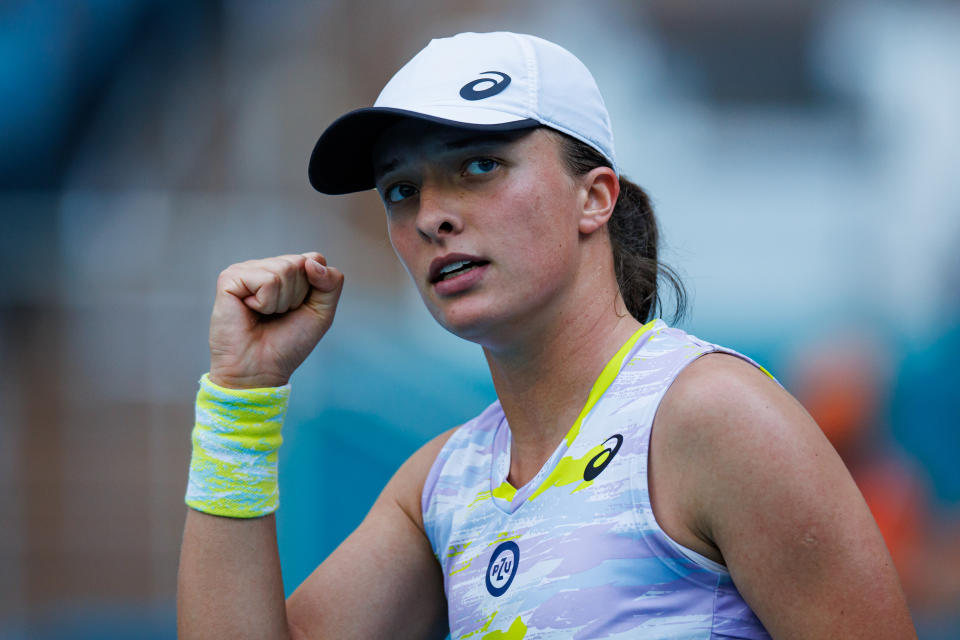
[372,120,589,345]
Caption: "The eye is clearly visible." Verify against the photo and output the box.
[464,158,500,176]
[385,183,418,203]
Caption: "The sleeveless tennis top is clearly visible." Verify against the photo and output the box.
[421,320,773,639]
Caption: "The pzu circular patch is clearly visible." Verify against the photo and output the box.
[485,540,520,597]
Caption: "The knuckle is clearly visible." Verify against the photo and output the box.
[216,268,237,287]
[282,259,301,277]
[218,263,240,277]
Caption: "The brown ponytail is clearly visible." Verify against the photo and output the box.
[549,129,687,324]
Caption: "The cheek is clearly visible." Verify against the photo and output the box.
[386,219,418,276]
[502,182,578,260]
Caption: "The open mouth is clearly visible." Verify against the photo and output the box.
[435,259,489,282]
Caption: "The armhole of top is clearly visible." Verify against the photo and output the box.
[659,527,729,574]
[641,345,775,576]
[420,425,464,556]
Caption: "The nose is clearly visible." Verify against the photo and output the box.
[416,183,463,243]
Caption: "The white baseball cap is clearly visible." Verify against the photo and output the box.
[308,31,618,195]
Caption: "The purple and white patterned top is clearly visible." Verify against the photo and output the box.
[422,320,772,639]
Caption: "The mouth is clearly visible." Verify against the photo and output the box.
[429,254,490,284]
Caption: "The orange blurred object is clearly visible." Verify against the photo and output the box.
[791,340,882,456]
[790,335,960,616]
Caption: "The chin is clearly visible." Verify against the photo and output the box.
[428,294,542,349]
[431,308,493,344]
[423,294,498,342]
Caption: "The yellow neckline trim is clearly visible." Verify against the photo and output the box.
[562,319,656,447]
[491,320,656,505]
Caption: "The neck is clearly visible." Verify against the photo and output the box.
[482,286,642,487]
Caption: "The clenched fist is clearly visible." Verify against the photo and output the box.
[208,252,344,389]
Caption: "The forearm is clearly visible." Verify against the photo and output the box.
[178,253,343,638]
[178,510,293,640]
[178,373,294,638]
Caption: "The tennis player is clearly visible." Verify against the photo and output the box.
[178,32,916,639]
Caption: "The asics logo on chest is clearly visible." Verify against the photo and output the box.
[583,434,624,481]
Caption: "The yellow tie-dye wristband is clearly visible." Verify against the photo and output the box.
[185,373,290,518]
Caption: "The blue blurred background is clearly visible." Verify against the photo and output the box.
[2,1,959,637]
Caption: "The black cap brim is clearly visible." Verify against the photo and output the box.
[307,107,539,195]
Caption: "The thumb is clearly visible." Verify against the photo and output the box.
[303,257,344,316]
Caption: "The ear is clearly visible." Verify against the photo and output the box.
[578,167,619,235]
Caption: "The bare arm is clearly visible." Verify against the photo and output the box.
[651,353,916,639]
[177,253,450,638]
[285,430,453,639]
[178,430,453,640]
[178,512,291,639]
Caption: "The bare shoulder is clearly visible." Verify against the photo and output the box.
[651,352,810,560]
[386,426,460,532]
[654,352,915,638]
[659,351,797,428]
[655,351,850,535]
[655,352,820,477]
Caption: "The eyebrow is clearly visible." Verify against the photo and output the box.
[374,130,530,179]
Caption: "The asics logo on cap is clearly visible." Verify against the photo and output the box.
[459,71,511,101]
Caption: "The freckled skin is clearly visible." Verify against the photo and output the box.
[372,121,589,350]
